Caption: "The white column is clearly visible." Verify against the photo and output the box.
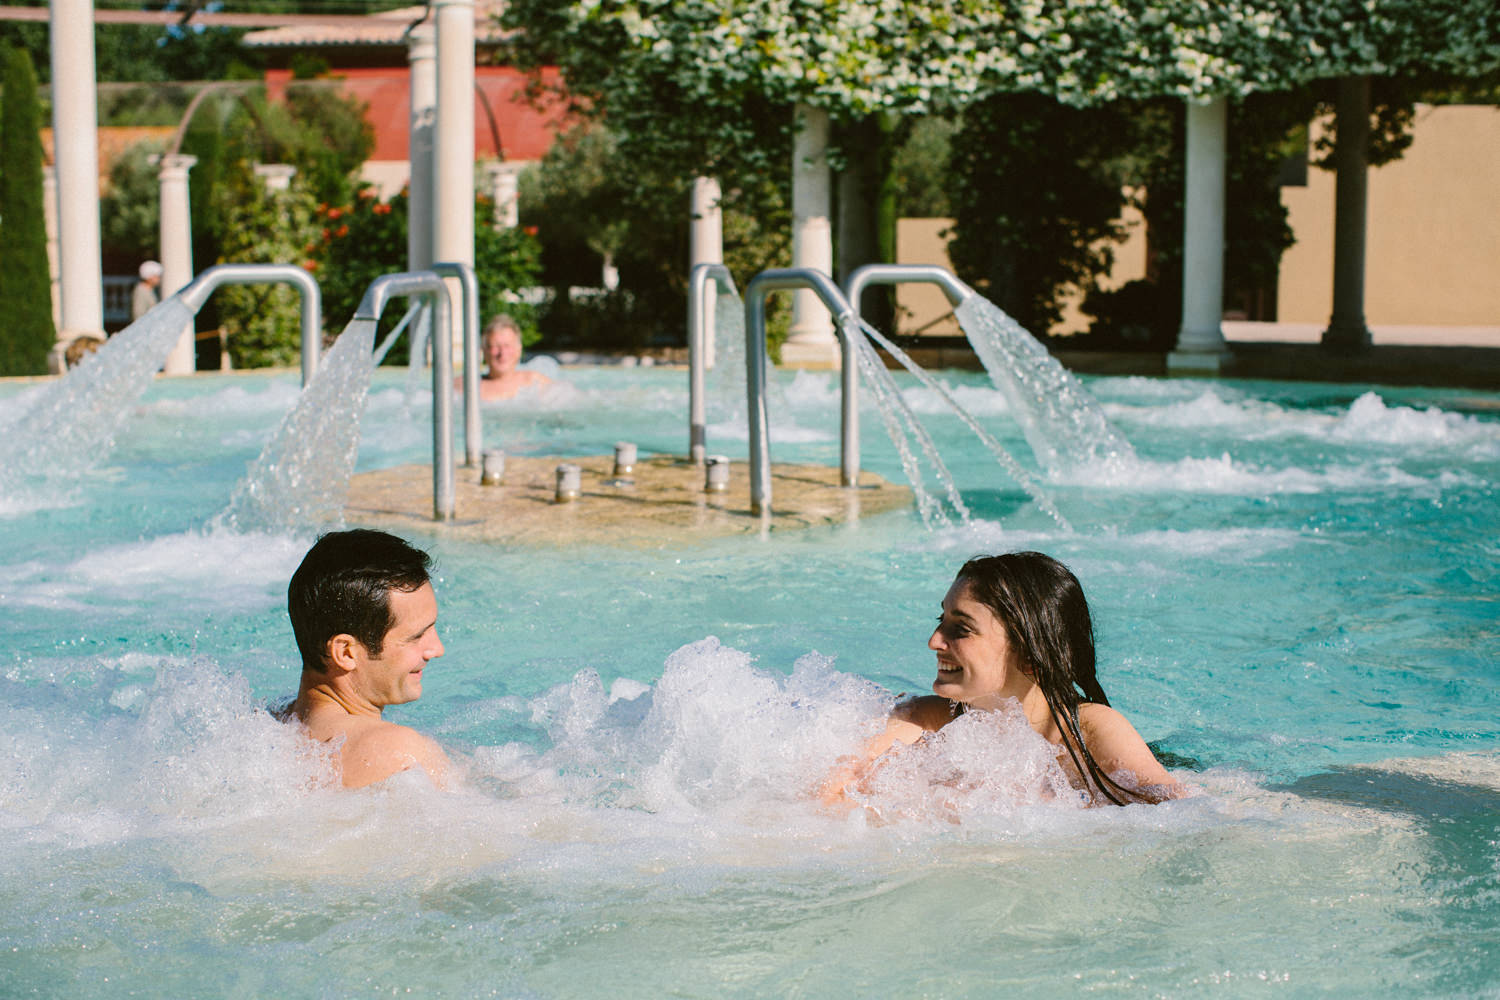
[48,0,104,343]
[158,154,197,375]
[406,21,436,271]
[433,0,474,363]
[482,161,519,228]
[252,163,296,191]
[689,176,723,368]
[783,104,839,368]
[43,165,60,334]
[1169,97,1230,374]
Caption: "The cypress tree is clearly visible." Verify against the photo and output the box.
[0,44,57,374]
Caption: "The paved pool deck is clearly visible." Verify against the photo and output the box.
[345,454,913,546]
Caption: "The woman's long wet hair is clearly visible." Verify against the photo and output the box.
[957,552,1163,805]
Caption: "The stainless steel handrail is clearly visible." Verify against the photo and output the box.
[687,262,739,464]
[355,271,456,521]
[843,263,975,322]
[744,268,859,516]
[430,261,481,467]
[177,263,323,386]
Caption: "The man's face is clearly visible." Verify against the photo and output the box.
[353,582,443,708]
[483,327,522,374]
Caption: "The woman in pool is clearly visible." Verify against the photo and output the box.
[825,552,1183,807]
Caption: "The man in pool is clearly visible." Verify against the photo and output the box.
[283,529,450,789]
[477,314,550,400]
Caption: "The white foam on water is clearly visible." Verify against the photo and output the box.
[901,381,1013,417]
[1108,389,1500,460]
[1332,391,1500,456]
[1053,451,1433,494]
[781,369,841,410]
[0,528,307,616]
[0,641,1435,877]
[928,521,1306,560]
[138,379,303,420]
[1106,388,1305,436]
[1089,374,1220,404]
[67,528,309,608]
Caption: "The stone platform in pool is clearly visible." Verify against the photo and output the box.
[345,455,913,546]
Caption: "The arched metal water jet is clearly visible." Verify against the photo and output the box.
[687,262,739,465]
[356,271,456,520]
[177,263,322,386]
[744,268,859,516]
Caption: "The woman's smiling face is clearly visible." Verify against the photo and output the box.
[928,578,1030,707]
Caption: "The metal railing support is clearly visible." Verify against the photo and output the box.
[843,264,975,327]
[687,262,739,464]
[744,268,859,516]
[431,260,481,466]
[177,263,323,385]
[356,271,456,521]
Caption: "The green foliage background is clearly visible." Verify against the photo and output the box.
[519,122,789,354]
[0,45,57,374]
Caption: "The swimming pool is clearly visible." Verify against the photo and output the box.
[2,362,1497,996]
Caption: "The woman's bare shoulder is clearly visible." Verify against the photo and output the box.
[894,695,956,732]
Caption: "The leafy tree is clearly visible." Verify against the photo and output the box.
[891,116,958,218]
[212,162,321,369]
[948,94,1148,337]
[505,0,1499,350]
[0,45,56,374]
[518,121,788,352]
[0,21,261,87]
[100,137,167,275]
[218,82,374,209]
[1080,93,1304,347]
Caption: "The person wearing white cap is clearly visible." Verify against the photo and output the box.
[132,259,163,321]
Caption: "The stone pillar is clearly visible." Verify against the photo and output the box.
[690,176,723,368]
[158,154,197,374]
[406,21,436,271]
[1322,75,1373,352]
[48,0,105,346]
[1168,98,1231,374]
[43,165,60,333]
[253,163,296,191]
[433,0,474,363]
[783,105,839,368]
[482,161,519,229]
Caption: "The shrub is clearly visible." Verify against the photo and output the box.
[0,45,56,374]
[214,162,321,369]
[315,186,543,363]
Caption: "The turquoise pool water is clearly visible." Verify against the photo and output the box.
[2,364,1497,996]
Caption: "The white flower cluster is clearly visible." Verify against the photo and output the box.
[562,0,1499,114]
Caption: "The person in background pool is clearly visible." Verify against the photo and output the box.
[476,313,550,400]
[132,259,162,321]
[823,552,1184,807]
[281,529,450,789]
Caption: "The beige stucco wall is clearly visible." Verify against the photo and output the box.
[893,218,962,335]
[896,105,1499,336]
[1279,104,1500,326]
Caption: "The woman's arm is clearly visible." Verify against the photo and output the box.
[818,697,950,807]
[1078,703,1187,800]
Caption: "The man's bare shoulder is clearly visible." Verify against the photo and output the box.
[341,720,449,789]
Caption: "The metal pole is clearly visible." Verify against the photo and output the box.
[432,260,480,465]
[687,262,738,464]
[177,263,324,385]
[743,268,858,516]
[355,271,455,520]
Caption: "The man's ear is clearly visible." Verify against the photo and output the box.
[324,633,362,674]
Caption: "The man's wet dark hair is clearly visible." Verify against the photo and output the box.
[957,551,1164,805]
[288,529,433,673]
